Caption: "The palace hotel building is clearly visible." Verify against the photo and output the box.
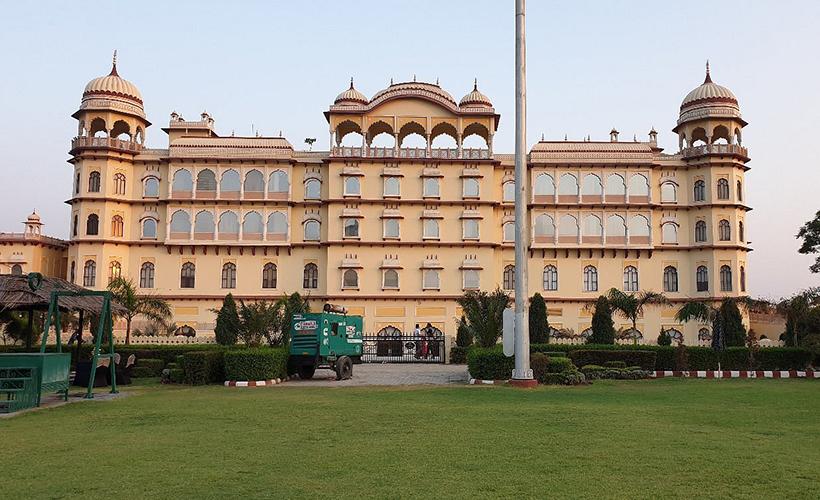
[0,58,751,346]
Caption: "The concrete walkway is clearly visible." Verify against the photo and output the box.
[284,363,469,387]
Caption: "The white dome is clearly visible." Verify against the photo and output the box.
[83,64,143,105]
[677,64,742,126]
[334,79,368,105]
[459,80,492,108]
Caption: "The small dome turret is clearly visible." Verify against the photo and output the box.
[459,79,492,108]
[334,78,368,105]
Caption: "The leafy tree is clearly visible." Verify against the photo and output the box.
[588,295,615,344]
[721,299,747,347]
[657,329,672,346]
[213,294,241,346]
[675,297,749,349]
[108,277,172,345]
[237,300,280,347]
[455,315,473,348]
[456,288,511,348]
[797,210,820,273]
[277,292,310,346]
[528,293,550,344]
[776,288,820,347]
[606,288,669,334]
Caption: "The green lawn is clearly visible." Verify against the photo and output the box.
[2,379,819,499]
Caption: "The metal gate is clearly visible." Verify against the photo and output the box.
[361,326,445,363]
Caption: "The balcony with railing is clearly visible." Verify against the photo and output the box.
[71,136,144,154]
[331,146,490,160]
[681,143,748,159]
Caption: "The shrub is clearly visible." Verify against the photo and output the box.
[467,346,513,380]
[529,293,550,344]
[457,289,511,348]
[589,296,616,344]
[580,364,652,380]
[455,316,473,348]
[603,360,627,369]
[569,350,657,371]
[674,343,689,370]
[450,346,470,364]
[183,350,225,385]
[136,358,165,376]
[741,347,812,370]
[131,366,157,378]
[169,368,185,384]
[720,300,747,347]
[657,330,672,346]
[213,294,240,346]
[532,353,587,385]
[223,348,288,381]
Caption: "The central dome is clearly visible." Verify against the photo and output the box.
[370,80,457,106]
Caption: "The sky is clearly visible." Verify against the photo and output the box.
[0,0,818,299]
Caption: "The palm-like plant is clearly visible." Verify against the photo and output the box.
[457,288,511,348]
[108,277,172,345]
[775,288,820,347]
[675,297,749,349]
[606,288,669,334]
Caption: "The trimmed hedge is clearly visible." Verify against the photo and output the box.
[569,350,657,371]
[182,351,225,385]
[450,346,470,364]
[223,348,288,381]
[131,366,157,378]
[136,358,165,376]
[580,364,652,380]
[169,368,185,384]
[531,353,586,385]
[467,346,513,380]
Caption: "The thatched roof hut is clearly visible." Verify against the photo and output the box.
[0,274,126,315]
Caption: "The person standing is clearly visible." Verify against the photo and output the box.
[413,324,421,359]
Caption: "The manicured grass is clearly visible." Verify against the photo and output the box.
[2,379,819,499]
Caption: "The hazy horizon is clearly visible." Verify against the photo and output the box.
[1,0,818,299]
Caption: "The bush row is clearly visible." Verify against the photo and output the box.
[182,351,226,385]
[224,348,289,381]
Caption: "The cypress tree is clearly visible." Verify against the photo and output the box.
[455,315,473,347]
[214,293,240,346]
[589,296,616,344]
[721,299,747,347]
[529,293,550,344]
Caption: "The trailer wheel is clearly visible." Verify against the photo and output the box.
[335,356,353,380]
[298,364,316,380]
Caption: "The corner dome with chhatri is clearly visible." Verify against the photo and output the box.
[78,51,146,120]
[677,62,743,126]
[334,78,369,105]
[459,79,492,108]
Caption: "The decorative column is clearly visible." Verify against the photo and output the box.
[426,133,431,157]
[457,134,463,159]
[393,133,400,157]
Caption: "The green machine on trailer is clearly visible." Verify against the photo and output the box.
[289,304,363,380]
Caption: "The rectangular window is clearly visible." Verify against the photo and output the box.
[423,178,440,198]
[463,270,480,290]
[462,178,480,198]
[423,219,439,239]
[383,177,400,197]
[423,270,440,290]
[463,219,479,239]
[383,219,400,239]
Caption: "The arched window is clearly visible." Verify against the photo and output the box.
[661,182,677,203]
[424,219,440,239]
[558,214,578,242]
[582,215,603,237]
[111,215,124,237]
[695,220,707,242]
[172,169,193,193]
[698,328,712,342]
[180,262,195,288]
[558,173,578,198]
[69,261,76,283]
[696,266,709,292]
[718,219,731,241]
[218,211,240,236]
[170,211,191,238]
[111,262,126,284]
[343,219,359,238]
[221,263,236,289]
[143,177,160,198]
[463,178,480,198]
[303,219,320,241]
[139,262,155,288]
[720,265,732,292]
[220,169,241,196]
[502,221,515,242]
[75,172,80,194]
[533,173,555,199]
[663,329,683,344]
[10,264,22,276]
[73,214,79,237]
[114,173,126,195]
[269,170,289,195]
[266,212,288,239]
[583,266,598,292]
[194,211,215,235]
[740,266,746,292]
[543,265,558,291]
[739,221,744,242]
[662,223,678,244]
[693,180,706,202]
[420,177,439,198]
[581,174,602,197]
[304,178,321,199]
[663,266,678,292]
[244,170,264,196]
[717,178,730,200]
[503,265,515,290]
[623,266,639,292]
[260,263,278,289]
[533,214,555,241]
[342,269,359,289]
[737,180,743,202]
[88,171,101,193]
[86,214,99,235]
[303,263,318,289]
[343,176,360,196]
[606,215,627,244]
[423,270,440,289]
[196,169,217,191]
[242,212,264,239]
[83,260,96,287]
[384,177,400,197]
[628,215,650,244]
[463,269,479,290]
[383,269,399,289]
[605,174,626,198]
[503,181,515,202]
[628,174,649,199]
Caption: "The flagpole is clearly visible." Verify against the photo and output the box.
[511,0,535,386]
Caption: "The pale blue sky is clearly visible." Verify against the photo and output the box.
[1,1,818,297]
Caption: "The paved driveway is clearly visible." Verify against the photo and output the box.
[285,363,469,387]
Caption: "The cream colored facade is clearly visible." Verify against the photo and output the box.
[0,213,67,278]
[60,59,751,345]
